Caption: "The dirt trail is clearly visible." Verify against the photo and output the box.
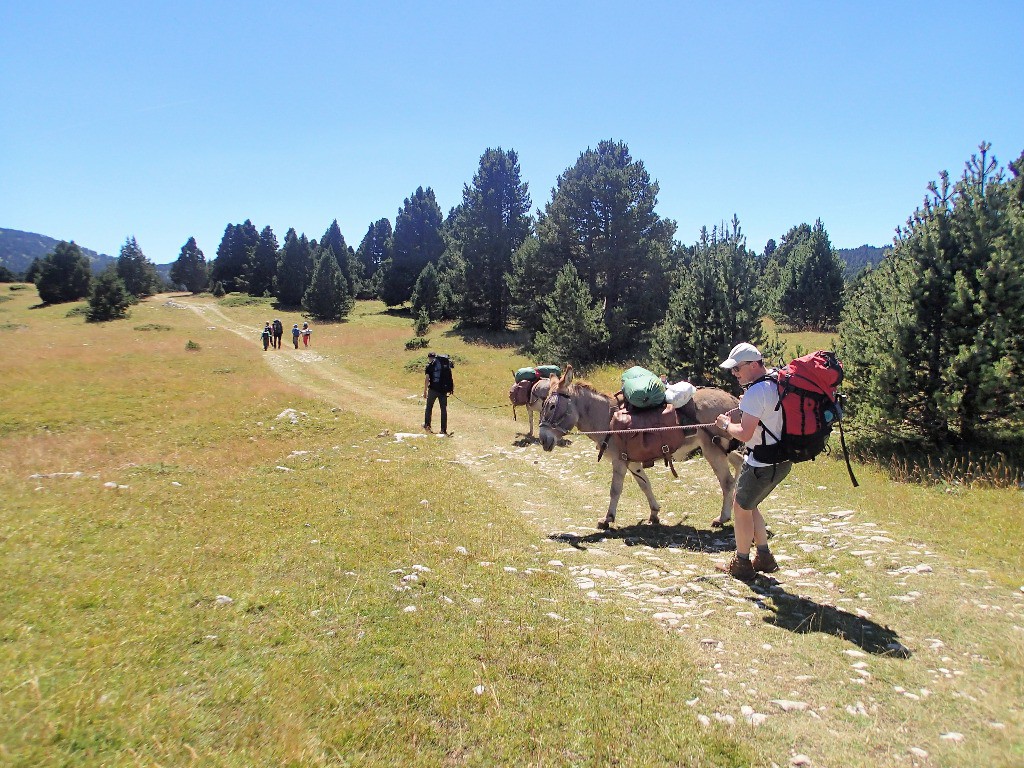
[175,297,1024,757]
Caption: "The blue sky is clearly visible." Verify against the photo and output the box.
[2,1,1022,264]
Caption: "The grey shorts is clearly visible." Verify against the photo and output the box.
[734,461,792,510]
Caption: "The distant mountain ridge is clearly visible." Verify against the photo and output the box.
[837,244,887,277]
[3,226,886,282]
[0,227,115,275]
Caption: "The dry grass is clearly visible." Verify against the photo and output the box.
[1,287,1022,767]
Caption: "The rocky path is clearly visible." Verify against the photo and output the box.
[174,297,1023,765]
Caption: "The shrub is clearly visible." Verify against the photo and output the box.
[185,340,200,351]
[405,337,429,350]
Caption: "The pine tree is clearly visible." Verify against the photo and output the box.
[379,187,445,306]
[115,236,159,299]
[169,237,208,293]
[533,262,609,370]
[355,218,393,295]
[839,143,1024,446]
[506,236,564,336]
[35,241,93,304]
[244,226,279,297]
[320,220,355,297]
[275,229,313,307]
[411,262,441,320]
[757,223,812,319]
[649,219,764,384]
[87,266,132,321]
[433,245,467,321]
[302,247,352,321]
[777,220,845,330]
[536,140,675,357]
[449,148,532,329]
[211,220,259,292]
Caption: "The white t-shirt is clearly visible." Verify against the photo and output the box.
[739,376,783,467]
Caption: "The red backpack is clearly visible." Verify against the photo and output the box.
[751,351,853,481]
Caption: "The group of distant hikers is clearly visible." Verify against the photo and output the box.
[261,319,311,351]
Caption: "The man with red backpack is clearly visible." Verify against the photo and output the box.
[712,342,790,581]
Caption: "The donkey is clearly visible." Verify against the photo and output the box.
[520,377,550,439]
[539,365,743,530]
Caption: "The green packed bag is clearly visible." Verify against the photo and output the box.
[514,367,541,383]
[514,364,561,383]
[621,366,666,409]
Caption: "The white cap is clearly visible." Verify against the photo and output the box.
[720,342,762,369]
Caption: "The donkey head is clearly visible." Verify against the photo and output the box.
[539,365,577,451]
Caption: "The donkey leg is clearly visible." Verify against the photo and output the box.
[598,459,629,530]
[699,431,738,527]
[527,407,535,438]
[629,465,661,525]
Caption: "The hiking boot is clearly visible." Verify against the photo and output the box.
[716,555,756,581]
[423,425,432,433]
[752,550,779,574]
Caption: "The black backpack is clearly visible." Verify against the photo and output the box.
[430,355,455,393]
[272,320,282,334]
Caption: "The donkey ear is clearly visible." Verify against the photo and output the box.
[563,365,575,386]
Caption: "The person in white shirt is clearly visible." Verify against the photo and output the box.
[712,342,792,580]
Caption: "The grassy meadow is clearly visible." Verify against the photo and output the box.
[1,286,1022,767]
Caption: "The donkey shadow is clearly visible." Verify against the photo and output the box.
[549,521,735,554]
[747,583,912,657]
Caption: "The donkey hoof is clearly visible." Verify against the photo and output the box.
[596,519,611,531]
[649,516,661,526]
[710,516,731,529]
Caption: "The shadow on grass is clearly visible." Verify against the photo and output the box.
[549,520,736,554]
[441,325,530,351]
[750,584,912,657]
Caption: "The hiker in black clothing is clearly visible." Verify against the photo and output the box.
[272,318,283,349]
[261,322,272,351]
[423,351,454,435]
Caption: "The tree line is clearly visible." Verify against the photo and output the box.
[19,140,1023,453]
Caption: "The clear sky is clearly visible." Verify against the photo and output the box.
[3,1,1022,264]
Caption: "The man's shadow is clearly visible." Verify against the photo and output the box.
[748,583,912,657]
[549,521,735,553]
[550,523,911,658]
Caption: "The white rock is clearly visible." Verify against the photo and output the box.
[697,714,711,727]
[455,546,469,555]
[790,756,812,767]
[473,684,486,695]
[412,564,431,572]
[576,578,596,590]
[545,612,563,621]
[845,701,868,716]
[401,574,419,583]
[771,699,809,712]
[275,466,293,472]
[103,481,118,489]
[548,560,564,567]
[403,605,417,613]
[908,747,928,758]
[652,611,682,622]
[171,481,182,487]
[215,595,233,605]
[740,705,768,726]
[940,732,964,743]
